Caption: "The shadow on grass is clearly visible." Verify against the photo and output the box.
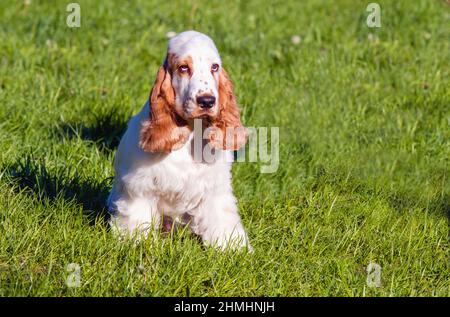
[3,155,111,226]
[55,108,130,151]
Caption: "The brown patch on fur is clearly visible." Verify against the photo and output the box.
[207,68,248,150]
[139,58,191,153]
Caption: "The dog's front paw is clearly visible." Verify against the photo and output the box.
[203,229,252,252]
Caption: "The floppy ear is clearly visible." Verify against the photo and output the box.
[208,68,248,150]
[139,61,191,153]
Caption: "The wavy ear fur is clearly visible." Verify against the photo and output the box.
[208,68,248,150]
[139,61,191,153]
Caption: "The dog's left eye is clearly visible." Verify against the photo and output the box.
[211,63,219,72]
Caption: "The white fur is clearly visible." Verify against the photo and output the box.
[107,31,251,250]
[170,31,222,119]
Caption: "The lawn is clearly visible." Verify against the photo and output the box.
[0,0,448,296]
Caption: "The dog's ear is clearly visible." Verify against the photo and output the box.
[140,60,190,153]
[207,67,248,150]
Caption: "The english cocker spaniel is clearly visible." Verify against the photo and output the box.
[107,31,251,250]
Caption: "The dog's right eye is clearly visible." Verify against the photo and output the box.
[178,65,189,73]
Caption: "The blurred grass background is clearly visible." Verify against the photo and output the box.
[0,0,448,296]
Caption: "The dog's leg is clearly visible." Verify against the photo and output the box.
[190,193,251,251]
[108,188,159,239]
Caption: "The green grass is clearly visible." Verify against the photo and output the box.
[0,0,449,296]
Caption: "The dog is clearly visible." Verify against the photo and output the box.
[107,31,251,250]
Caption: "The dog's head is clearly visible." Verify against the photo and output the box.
[140,31,248,153]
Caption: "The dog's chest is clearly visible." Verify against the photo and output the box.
[151,141,230,214]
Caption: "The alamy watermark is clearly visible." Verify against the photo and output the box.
[66,263,81,288]
[191,119,279,174]
[366,3,381,28]
[66,3,81,28]
[366,262,381,288]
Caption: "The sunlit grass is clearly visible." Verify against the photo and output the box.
[0,0,448,296]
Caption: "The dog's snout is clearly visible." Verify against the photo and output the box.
[196,95,216,109]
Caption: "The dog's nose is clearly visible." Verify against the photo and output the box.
[196,95,216,109]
